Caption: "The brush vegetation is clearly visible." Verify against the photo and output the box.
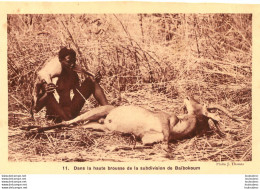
[8,14,251,161]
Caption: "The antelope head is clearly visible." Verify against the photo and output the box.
[169,96,225,142]
[184,96,221,121]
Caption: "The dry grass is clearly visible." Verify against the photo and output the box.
[8,14,252,162]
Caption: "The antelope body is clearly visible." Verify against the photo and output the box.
[104,105,176,144]
[63,96,225,145]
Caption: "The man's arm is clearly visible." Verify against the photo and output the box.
[32,80,56,113]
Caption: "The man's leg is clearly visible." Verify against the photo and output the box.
[71,77,95,118]
[35,83,71,122]
[93,82,108,106]
[45,94,71,121]
[71,77,108,118]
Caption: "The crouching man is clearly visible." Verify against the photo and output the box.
[31,47,108,123]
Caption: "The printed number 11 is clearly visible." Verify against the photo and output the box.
[63,166,68,170]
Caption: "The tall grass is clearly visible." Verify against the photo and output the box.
[8,14,251,113]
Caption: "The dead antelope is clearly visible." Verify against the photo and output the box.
[56,96,237,145]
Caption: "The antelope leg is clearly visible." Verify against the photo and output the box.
[141,132,164,145]
[65,105,115,125]
[208,119,226,137]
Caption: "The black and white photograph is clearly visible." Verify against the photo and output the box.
[7,13,252,163]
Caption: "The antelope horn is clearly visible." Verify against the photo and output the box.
[202,104,221,122]
[207,104,245,123]
[208,119,226,137]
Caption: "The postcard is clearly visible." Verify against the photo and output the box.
[0,2,259,174]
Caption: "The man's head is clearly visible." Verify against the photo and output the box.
[58,47,76,69]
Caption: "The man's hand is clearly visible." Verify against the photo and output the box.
[43,83,56,94]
